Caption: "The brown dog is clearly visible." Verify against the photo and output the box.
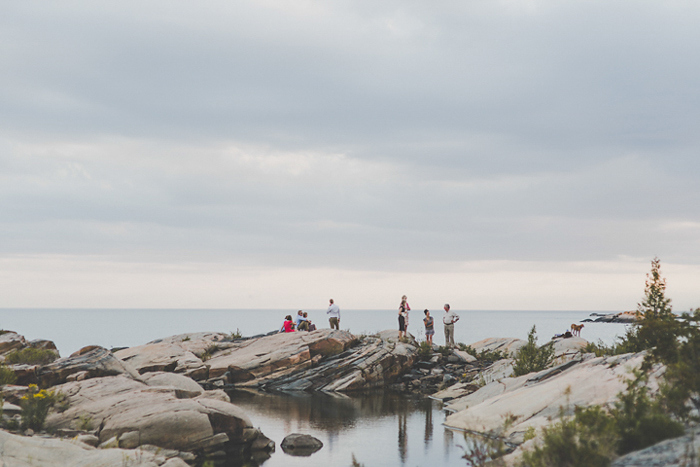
[571,323,584,337]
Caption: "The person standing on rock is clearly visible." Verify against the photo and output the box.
[423,309,434,346]
[398,295,410,339]
[443,304,459,348]
[327,299,340,330]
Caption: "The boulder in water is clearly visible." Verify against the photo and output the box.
[280,433,323,456]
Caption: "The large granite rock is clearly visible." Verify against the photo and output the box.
[112,329,414,392]
[468,337,527,357]
[35,346,140,387]
[257,330,417,392]
[0,331,29,354]
[204,329,356,385]
[611,429,697,466]
[442,352,653,445]
[114,342,211,380]
[0,428,183,466]
[45,374,265,453]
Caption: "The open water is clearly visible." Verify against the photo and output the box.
[0,308,628,356]
[0,309,631,467]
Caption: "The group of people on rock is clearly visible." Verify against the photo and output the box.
[279,310,317,333]
[398,295,460,348]
[279,296,460,349]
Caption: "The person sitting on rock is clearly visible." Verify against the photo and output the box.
[294,310,306,329]
[298,312,310,331]
[280,315,296,333]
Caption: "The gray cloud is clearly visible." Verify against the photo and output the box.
[1,0,699,278]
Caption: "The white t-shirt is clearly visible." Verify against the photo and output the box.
[327,304,340,319]
[443,309,459,325]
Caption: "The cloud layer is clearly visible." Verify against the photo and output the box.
[2,1,699,309]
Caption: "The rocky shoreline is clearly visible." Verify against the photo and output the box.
[0,327,694,466]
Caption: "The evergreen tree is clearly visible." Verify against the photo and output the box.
[637,257,673,319]
[621,258,679,364]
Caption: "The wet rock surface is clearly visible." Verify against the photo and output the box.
[280,433,323,456]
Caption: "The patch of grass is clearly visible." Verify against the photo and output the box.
[417,341,433,361]
[583,339,624,357]
[0,363,17,385]
[512,325,554,377]
[181,336,190,342]
[200,344,221,362]
[459,343,510,362]
[54,391,69,413]
[230,329,242,339]
[5,347,58,365]
[78,413,93,431]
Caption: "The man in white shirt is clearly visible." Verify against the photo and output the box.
[327,299,340,330]
[442,304,459,348]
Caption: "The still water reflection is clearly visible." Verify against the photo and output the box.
[226,390,467,467]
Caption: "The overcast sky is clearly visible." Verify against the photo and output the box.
[1,0,699,310]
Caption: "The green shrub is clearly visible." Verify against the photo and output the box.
[615,258,680,364]
[20,384,58,431]
[512,326,554,377]
[611,372,684,455]
[583,340,623,358]
[520,405,619,467]
[436,346,452,357]
[521,375,684,466]
[459,343,509,362]
[0,363,17,385]
[5,348,58,365]
[78,413,93,431]
[230,329,243,339]
[660,308,700,419]
[417,341,433,361]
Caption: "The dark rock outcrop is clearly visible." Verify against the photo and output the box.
[281,433,323,456]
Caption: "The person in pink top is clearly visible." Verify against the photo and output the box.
[280,315,296,333]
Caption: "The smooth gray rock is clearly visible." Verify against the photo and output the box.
[444,352,653,445]
[467,337,527,357]
[115,343,208,380]
[611,430,698,467]
[281,433,323,456]
[139,371,204,398]
[36,346,140,387]
[0,429,164,466]
[256,331,417,392]
[45,374,263,452]
[0,331,28,354]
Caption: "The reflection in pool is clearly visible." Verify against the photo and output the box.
[220,390,468,467]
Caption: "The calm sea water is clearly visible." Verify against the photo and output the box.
[0,308,629,356]
[0,309,631,467]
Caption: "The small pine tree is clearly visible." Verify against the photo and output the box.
[638,257,673,319]
[513,325,554,377]
[621,258,679,364]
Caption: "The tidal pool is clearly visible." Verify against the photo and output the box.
[222,390,470,467]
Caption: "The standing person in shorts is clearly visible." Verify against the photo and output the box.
[423,309,434,346]
[443,304,459,348]
[327,299,340,330]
